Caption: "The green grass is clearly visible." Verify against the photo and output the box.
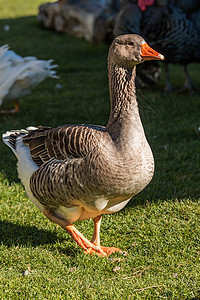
[0,1,200,299]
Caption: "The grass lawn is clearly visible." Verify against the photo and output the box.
[0,1,200,299]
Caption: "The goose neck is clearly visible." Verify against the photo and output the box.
[106,64,141,136]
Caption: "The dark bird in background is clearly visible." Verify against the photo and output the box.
[114,0,200,92]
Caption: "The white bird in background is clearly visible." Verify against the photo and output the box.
[0,45,58,114]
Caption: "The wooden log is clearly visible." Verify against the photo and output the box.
[37,0,117,43]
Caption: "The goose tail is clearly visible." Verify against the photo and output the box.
[2,126,37,154]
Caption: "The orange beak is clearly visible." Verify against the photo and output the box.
[141,43,164,60]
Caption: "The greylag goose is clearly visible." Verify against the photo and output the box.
[2,34,164,256]
[0,45,58,114]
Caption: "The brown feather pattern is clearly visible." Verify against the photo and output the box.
[23,124,104,167]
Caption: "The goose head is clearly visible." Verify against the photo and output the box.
[108,34,164,68]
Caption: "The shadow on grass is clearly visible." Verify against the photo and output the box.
[0,219,79,256]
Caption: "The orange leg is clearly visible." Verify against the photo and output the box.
[90,215,122,256]
[14,100,20,113]
[43,210,122,256]
[43,210,106,256]
[1,100,20,114]
[91,215,102,245]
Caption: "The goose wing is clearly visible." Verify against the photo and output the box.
[23,124,105,167]
[23,124,107,212]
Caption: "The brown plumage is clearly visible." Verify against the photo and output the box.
[3,34,164,256]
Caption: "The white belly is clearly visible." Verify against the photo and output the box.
[54,196,131,223]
